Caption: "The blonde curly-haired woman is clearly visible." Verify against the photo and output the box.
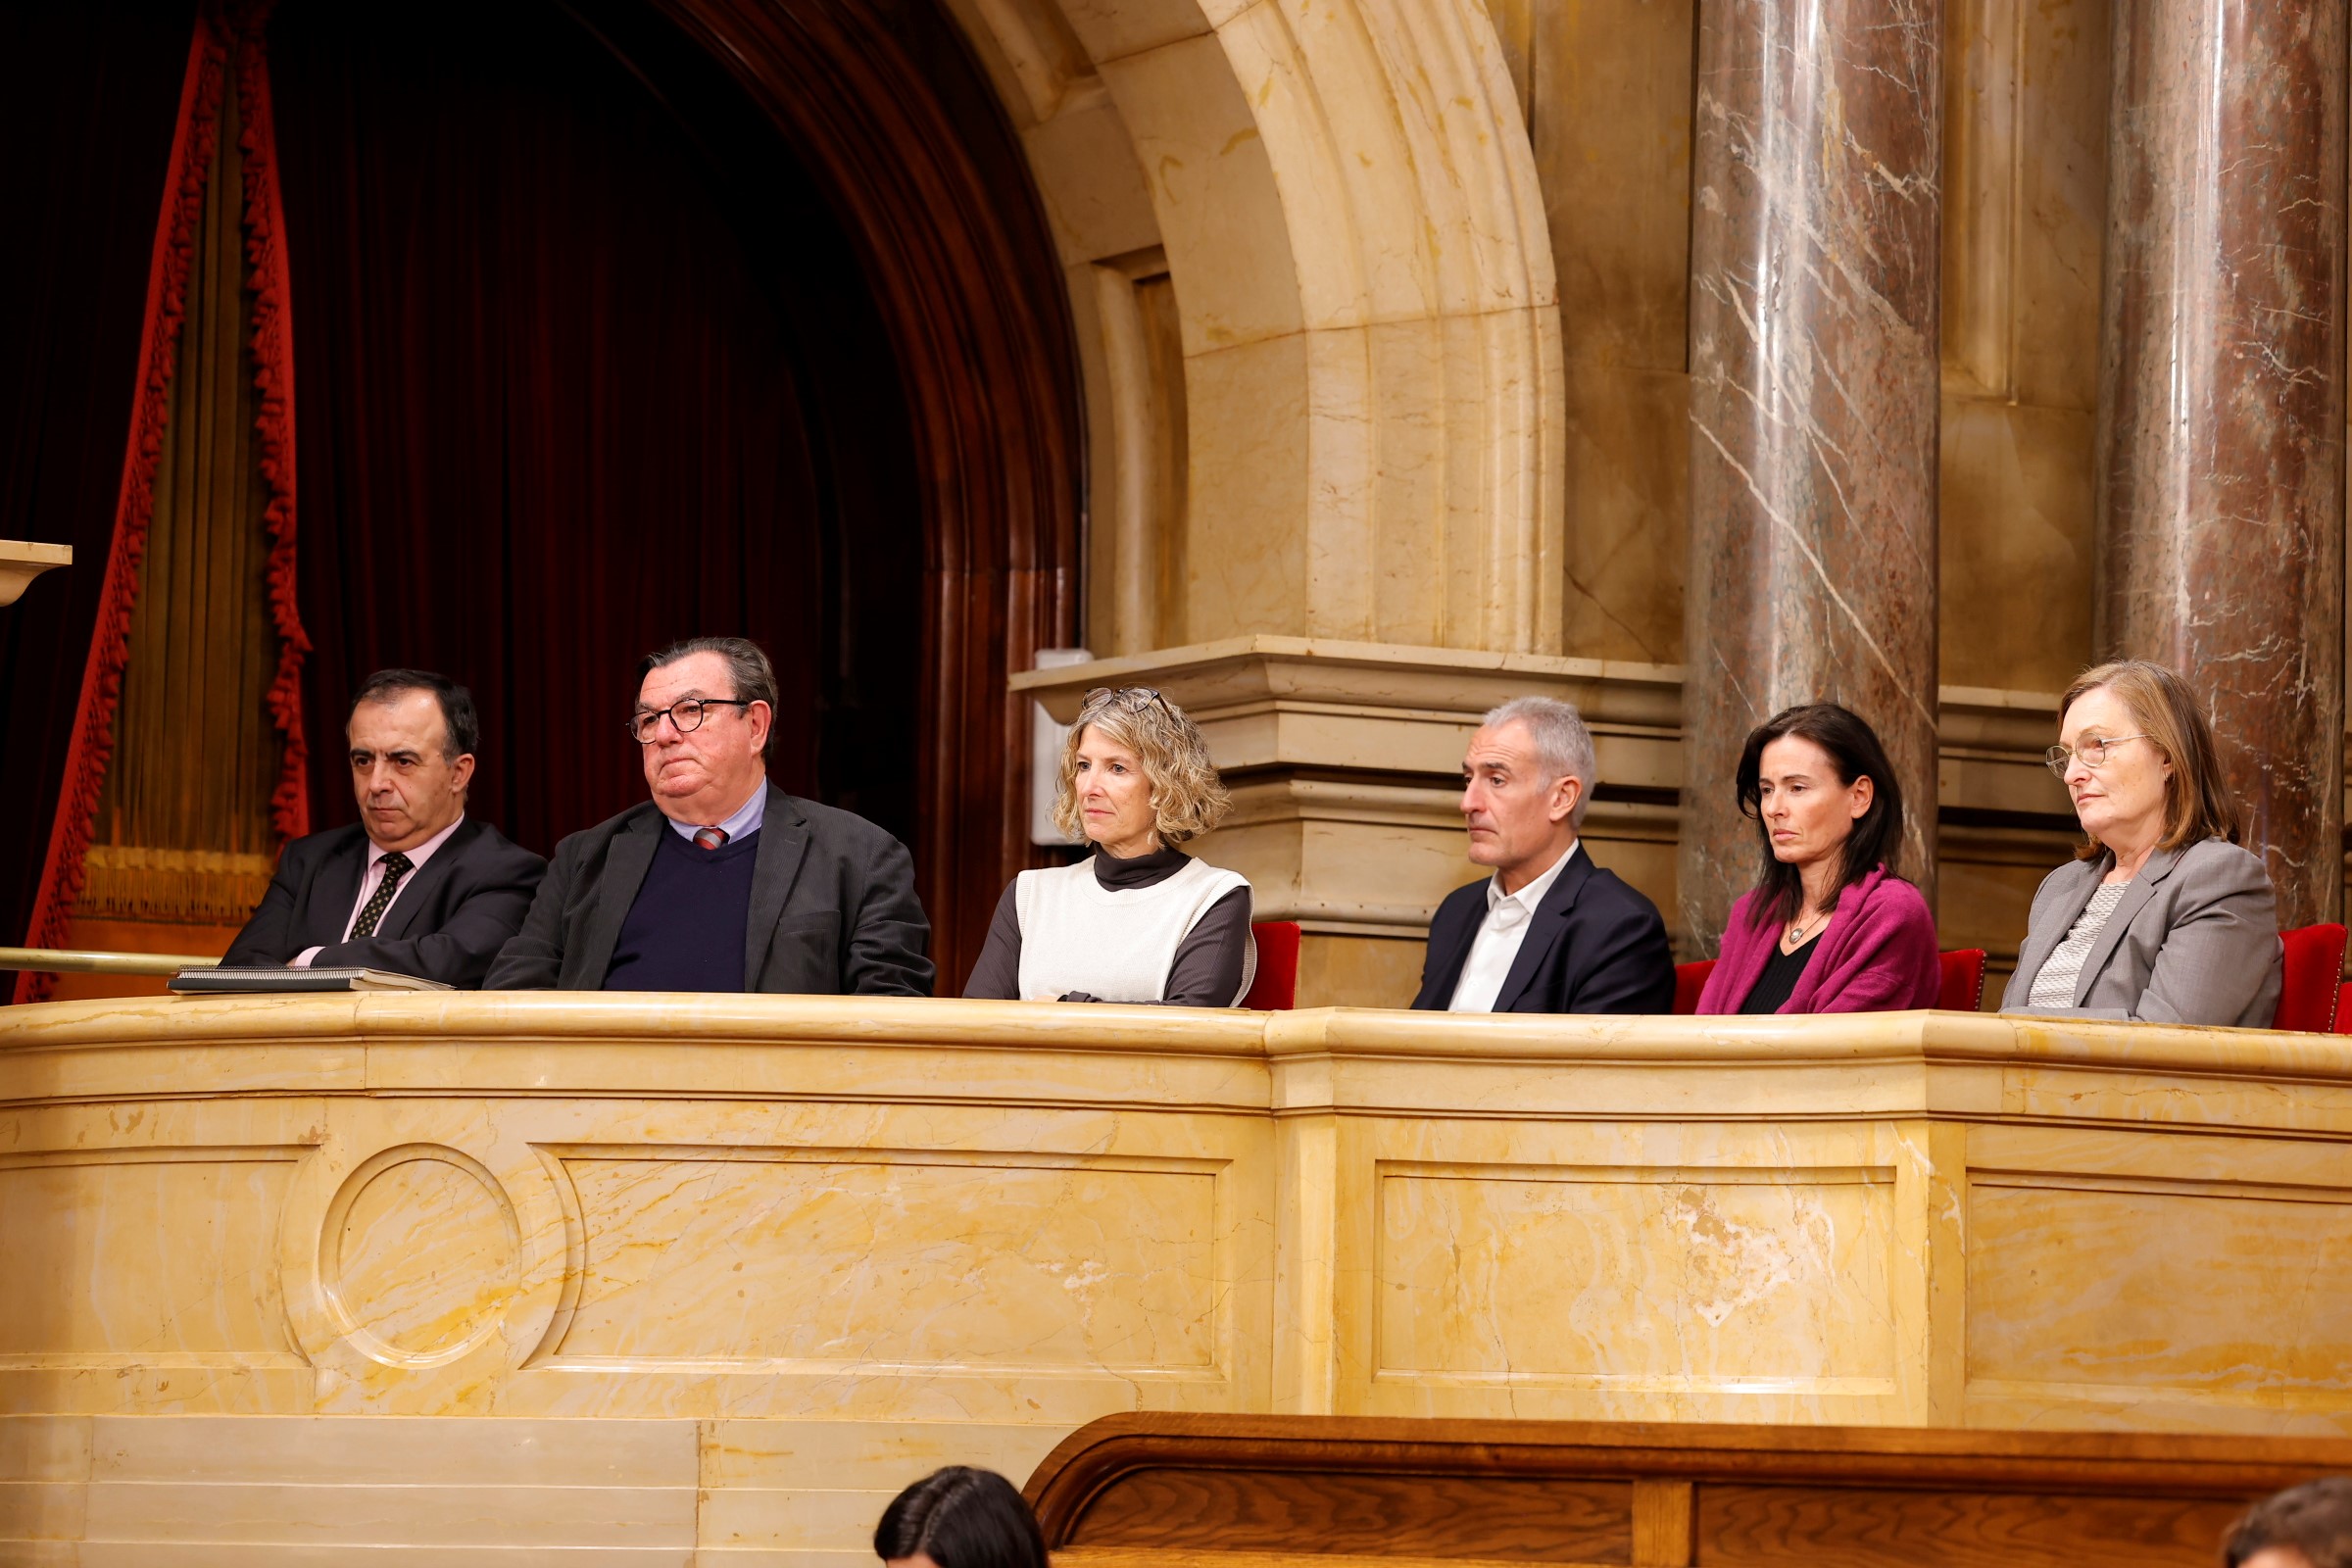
[962,686,1255,1005]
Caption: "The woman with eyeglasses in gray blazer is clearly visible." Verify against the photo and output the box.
[2001,661,2280,1027]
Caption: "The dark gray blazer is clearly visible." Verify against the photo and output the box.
[221,817,546,988]
[1999,838,2281,1027]
[483,783,933,995]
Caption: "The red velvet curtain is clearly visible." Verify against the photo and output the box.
[0,0,206,953]
[268,0,869,857]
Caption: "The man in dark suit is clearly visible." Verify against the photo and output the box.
[1411,696,1675,1013]
[484,636,932,995]
[222,670,546,987]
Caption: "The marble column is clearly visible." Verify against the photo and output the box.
[1681,0,1944,956]
[2094,0,2346,927]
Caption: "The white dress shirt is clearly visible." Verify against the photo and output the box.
[1446,841,1580,1012]
[292,814,468,967]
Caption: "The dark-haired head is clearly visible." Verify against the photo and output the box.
[349,669,478,762]
[1735,703,1906,929]
[2226,1476,2352,1567]
[873,1467,1047,1568]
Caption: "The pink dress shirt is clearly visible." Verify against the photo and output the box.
[292,814,469,967]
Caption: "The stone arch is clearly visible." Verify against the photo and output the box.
[945,0,1564,658]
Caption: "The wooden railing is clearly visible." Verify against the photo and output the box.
[1026,1414,2352,1568]
[0,947,217,976]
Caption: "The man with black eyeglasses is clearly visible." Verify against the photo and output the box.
[485,636,933,995]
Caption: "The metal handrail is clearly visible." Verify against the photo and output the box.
[0,947,219,976]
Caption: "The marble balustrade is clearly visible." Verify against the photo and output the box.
[7,992,2352,1559]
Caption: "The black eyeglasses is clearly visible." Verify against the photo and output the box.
[627,698,752,743]
[1081,686,1173,717]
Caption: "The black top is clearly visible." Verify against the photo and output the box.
[603,827,761,992]
[961,844,1253,1005]
[1738,934,1821,1015]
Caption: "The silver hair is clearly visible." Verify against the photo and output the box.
[1481,696,1597,827]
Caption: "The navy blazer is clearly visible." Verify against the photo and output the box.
[1410,846,1676,1013]
[220,816,547,988]
[483,783,933,996]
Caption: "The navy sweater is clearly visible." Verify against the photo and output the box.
[603,826,760,992]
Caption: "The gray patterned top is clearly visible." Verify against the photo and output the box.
[2027,881,2130,1008]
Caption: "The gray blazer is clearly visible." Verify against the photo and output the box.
[1999,838,2281,1027]
[483,783,932,995]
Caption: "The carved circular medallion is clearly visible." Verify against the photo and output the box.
[322,1146,520,1367]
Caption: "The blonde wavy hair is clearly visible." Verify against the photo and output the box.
[1052,688,1231,846]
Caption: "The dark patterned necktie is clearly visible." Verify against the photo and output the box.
[693,826,728,851]
[349,852,413,939]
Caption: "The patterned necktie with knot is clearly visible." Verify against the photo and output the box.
[693,826,729,851]
[349,851,414,939]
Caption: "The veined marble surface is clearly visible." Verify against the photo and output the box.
[7,992,2352,1558]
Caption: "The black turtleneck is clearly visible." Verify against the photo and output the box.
[959,843,1254,1005]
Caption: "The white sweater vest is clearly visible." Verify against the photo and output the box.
[1014,855,1255,1004]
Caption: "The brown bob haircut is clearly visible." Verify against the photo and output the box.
[2060,660,2241,859]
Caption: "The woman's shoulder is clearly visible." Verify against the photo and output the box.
[2171,836,2276,895]
[1857,868,1934,920]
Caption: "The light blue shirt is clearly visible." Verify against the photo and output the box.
[665,781,768,844]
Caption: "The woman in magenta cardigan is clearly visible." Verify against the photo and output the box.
[1696,703,1940,1014]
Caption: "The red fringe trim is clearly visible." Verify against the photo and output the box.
[14,18,230,1004]
[232,1,310,842]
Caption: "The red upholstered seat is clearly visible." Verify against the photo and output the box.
[1938,949,1986,1011]
[2273,923,2347,1032]
[1673,960,1714,1016]
[1242,921,1302,1010]
[2336,981,2352,1037]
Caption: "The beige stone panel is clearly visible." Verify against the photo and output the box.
[1966,1168,2352,1429]
[1372,1164,1901,1383]
[551,1155,1221,1373]
[0,1152,302,1363]
[1938,398,2096,693]
[1364,316,1447,643]
[1328,1118,1935,1424]
[69,1550,683,1567]
[1562,361,1688,663]
[1536,0,1695,373]
[1098,33,1303,355]
[1298,932,1425,1010]
[1181,334,1311,639]
[2007,0,2108,411]
[1020,89,1162,264]
[78,1480,694,1549]
[698,1418,1066,1494]
[86,1414,697,1487]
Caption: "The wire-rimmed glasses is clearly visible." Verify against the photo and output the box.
[2043,732,2150,779]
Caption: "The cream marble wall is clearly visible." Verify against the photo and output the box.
[9,994,2352,1559]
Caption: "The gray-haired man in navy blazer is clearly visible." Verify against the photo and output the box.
[485,636,932,996]
[1411,696,1675,1014]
